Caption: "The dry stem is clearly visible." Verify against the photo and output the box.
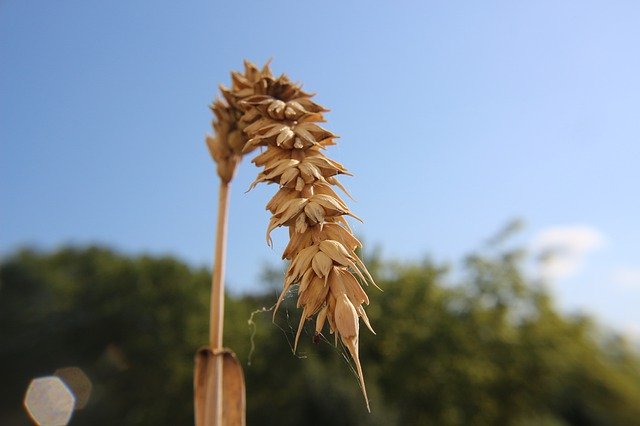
[208,181,231,425]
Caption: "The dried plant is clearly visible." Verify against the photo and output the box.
[206,60,378,412]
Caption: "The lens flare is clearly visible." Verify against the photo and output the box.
[24,376,75,426]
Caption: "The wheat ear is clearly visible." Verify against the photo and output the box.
[208,61,378,412]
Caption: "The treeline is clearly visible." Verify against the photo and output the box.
[1,243,639,425]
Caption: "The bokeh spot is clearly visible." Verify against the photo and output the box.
[24,376,75,426]
[54,367,93,410]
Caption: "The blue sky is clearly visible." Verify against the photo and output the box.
[2,1,639,338]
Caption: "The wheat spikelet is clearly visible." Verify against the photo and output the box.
[207,61,377,411]
[206,61,272,183]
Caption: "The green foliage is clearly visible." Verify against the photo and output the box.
[0,247,210,424]
[1,243,639,425]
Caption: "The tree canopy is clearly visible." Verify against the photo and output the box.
[1,242,639,425]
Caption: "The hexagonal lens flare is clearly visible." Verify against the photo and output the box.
[24,376,75,426]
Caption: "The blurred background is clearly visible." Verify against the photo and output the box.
[1,1,639,425]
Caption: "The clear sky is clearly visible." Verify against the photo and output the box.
[2,1,639,339]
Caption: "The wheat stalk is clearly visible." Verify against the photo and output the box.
[207,60,377,413]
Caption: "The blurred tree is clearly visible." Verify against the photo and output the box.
[1,240,640,425]
[359,238,640,425]
[0,247,210,424]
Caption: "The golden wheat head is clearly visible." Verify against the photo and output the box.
[207,60,378,411]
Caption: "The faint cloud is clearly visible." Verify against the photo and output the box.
[623,322,640,344]
[611,267,640,291]
[532,225,605,280]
